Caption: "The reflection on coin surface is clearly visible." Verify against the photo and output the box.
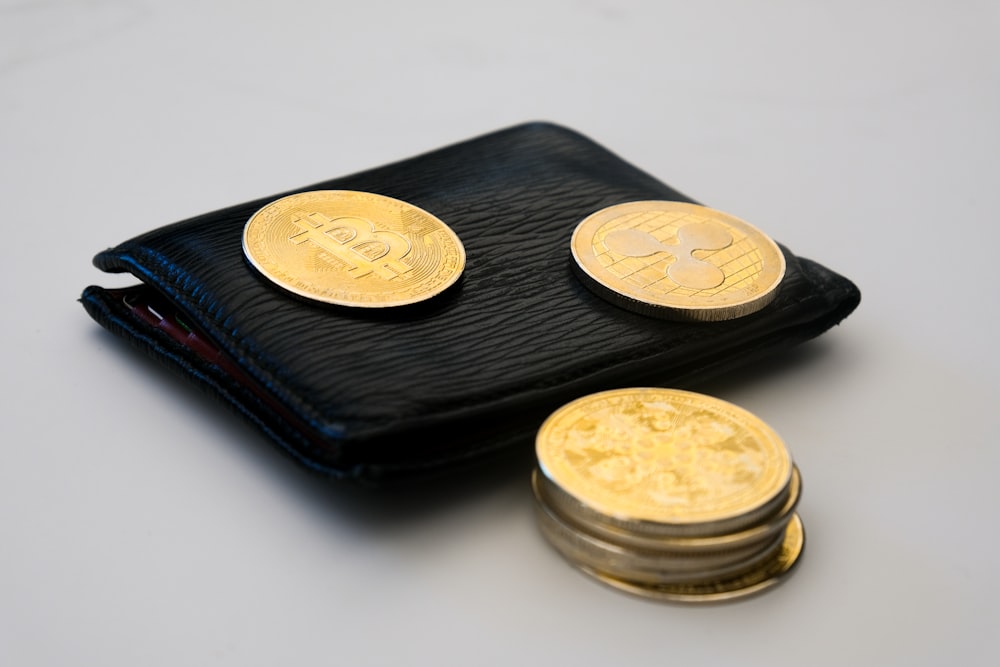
[571,201,785,321]
[535,388,793,531]
[243,190,465,307]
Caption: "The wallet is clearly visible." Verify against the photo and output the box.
[81,121,861,485]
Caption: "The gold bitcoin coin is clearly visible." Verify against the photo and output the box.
[243,190,465,307]
[570,201,785,321]
[535,388,793,534]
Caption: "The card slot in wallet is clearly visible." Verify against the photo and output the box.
[81,122,860,485]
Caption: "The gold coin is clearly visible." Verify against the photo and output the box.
[535,388,793,533]
[532,468,790,584]
[581,514,805,603]
[570,201,785,321]
[243,190,465,307]
[535,465,801,552]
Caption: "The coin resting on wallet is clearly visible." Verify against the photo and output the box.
[242,190,466,307]
[571,201,785,321]
[532,388,805,603]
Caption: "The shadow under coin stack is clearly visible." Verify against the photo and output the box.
[532,388,805,603]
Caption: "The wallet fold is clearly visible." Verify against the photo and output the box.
[81,121,860,484]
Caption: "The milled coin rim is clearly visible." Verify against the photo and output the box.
[242,189,466,308]
[570,200,785,321]
[534,465,801,550]
[532,469,792,585]
[578,514,804,603]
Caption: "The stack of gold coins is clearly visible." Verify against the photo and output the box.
[532,388,805,603]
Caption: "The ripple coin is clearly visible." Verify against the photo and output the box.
[571,201,785,321]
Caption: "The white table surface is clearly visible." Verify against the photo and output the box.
[3,1,998,665]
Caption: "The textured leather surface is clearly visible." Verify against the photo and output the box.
[81,121,861,484]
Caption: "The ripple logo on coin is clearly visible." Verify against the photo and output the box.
[243,190,465,308]
[571,201,785,321]
[603,222,734,290]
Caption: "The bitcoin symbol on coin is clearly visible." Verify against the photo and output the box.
[288,212,412,280]
[243,190,465,308]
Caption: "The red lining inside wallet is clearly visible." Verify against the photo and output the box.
[117,286,328,450]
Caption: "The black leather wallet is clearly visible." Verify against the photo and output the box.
[81,122,860,485]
